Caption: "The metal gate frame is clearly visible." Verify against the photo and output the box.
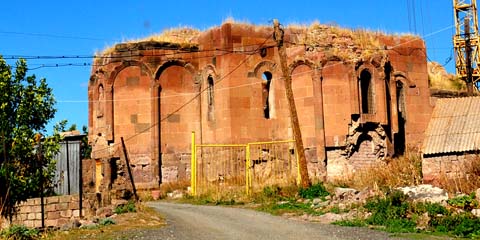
[190,131,300,196]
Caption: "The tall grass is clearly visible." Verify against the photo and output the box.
[437,156,480,195]
[335,152,422,190]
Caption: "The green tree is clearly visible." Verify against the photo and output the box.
[0,56,61,220]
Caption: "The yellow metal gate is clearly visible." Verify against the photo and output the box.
[190,132,300,196]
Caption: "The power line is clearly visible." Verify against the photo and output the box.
[0,30,112,41]
[2,42,277,60]
[7,46,274,71]
[70,22,457,156]
[90,32,274,155]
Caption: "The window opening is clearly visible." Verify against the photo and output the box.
[262,72,272,119]
[360,70,374,114]
[207,75,215,121]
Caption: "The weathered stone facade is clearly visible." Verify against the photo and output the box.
[88,22,432,196]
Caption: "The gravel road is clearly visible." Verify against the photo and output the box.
[144,202,404,240]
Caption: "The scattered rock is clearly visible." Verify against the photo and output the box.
[167,190,184,199]
[334,187,359,200]
[312,198,323,205]
[476,188,480,202]
[60,219,81,231]
[79,223,98,229]
[397,184,448,203]
[313,212,345,224]
[96,206,114,218]
[111,199,128,208]
[472,209,480,218]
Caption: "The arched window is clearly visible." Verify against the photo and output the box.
[262,71,272,119]
[207,75,215,121]
[207,75,214,106]
[97,84,104,118]
[359,70,374,114]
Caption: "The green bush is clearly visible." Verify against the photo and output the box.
[298,183,330,199]
[0,225,39,240]
[409,201,448,218]
[365,191,409,225]
[99,218,116,226]
[331,189,480,237]
[429,213,480,237]
[258,201,321,216]
[363,190,418,233]
[114,201,137,214]
[332,219,367,227]
[263,185,281,198]
[447,192,478,211]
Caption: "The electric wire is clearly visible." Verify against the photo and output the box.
[89,32,274,155]
[88,22,454,155]
[0,30,111,41]
[4,22,456,155]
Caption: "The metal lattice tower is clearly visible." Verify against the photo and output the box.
[453,0,480,92]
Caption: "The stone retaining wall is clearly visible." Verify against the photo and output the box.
[1,194,93,229]
[422,152,477,183]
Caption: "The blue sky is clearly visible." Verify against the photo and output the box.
[0,0,455,133]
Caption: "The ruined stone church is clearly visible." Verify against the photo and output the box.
[88,22,432,197]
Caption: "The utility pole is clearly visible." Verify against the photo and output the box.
[273,19,311,188]
[465,17,474,94]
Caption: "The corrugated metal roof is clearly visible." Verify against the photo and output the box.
[423,97,480,155]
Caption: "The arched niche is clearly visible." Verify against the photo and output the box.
[153,59,200,182]
[253,61,277,119]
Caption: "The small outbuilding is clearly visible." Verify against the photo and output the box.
[422,97,480,183]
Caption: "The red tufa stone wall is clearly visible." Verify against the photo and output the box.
[1,195,94,229]
[88,23,432,193]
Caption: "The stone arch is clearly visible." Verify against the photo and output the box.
[288,58,318,76]
[201,64,219,80]
[253,60,277,78]
[108,60,153,85]
[89,68,108,87]
[154,60,197,81]
[393,71,416,88]
[356,64,374,79]
[253,61,277,119]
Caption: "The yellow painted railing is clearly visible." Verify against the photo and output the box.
[190,132,299,196]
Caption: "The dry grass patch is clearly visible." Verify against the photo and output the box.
[428,61,465,91]
[335,152,423,190]
[436,156,480,195]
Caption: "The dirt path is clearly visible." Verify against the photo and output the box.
[146,202,404,240]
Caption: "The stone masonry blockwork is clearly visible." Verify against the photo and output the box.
[88,22,433,196]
